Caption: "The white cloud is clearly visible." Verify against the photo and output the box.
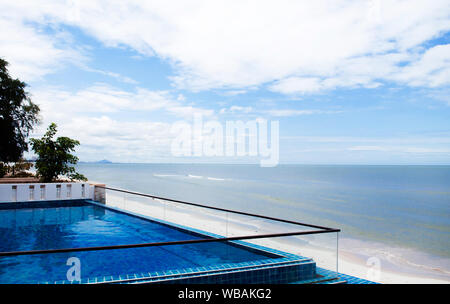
[219,105,254,114]
[217,106,342,116]
[391,44,450,87]
[269,78,323,94]
[58,116,175,162]
[83,67,139,84]
[425,88,450,106]
[348,145,389,152]
[33,84,214,118]
[266,109,336,117]
[0,16,86,81]
[221,90,248,96]
[167,105,214,118]
[283,135,450,144]
[2,0,450,93]
[348,145,450,153]
[27,84,215,161]
[268,51,422,94]
[0,3,136,84]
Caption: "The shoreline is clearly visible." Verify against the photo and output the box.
[104,191,450,284]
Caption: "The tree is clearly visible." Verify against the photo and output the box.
[0,58,40,163]
[30,123,87,182]
[0,162,7,178]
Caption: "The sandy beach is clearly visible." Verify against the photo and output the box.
[102,190,450,284]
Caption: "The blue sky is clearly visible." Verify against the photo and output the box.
[1,1,450,164]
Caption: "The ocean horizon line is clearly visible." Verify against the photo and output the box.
[76,161,450,167]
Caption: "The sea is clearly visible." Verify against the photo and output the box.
[76,163,450,281]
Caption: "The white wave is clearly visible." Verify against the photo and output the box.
[154,173,227,181]
[207,177,226,181]
[153,174,182,178]
[187,174,228,181]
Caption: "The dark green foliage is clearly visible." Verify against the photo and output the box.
[30,123,87,182]
[0,58,40,162]
[0,162,7,177]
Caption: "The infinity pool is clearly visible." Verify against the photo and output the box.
[0,200,280,283]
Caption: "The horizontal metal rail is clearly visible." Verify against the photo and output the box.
[0,186,340,257]
[0,229,339,257]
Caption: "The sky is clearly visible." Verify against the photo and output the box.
[1,0,450,165]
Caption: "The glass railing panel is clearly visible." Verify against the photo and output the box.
[101,186,339,281]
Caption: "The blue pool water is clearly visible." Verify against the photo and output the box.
[0,201,277,284]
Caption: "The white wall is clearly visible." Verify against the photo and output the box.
[0,182,94,203]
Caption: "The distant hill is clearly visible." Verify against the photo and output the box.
[93,159,113,164]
